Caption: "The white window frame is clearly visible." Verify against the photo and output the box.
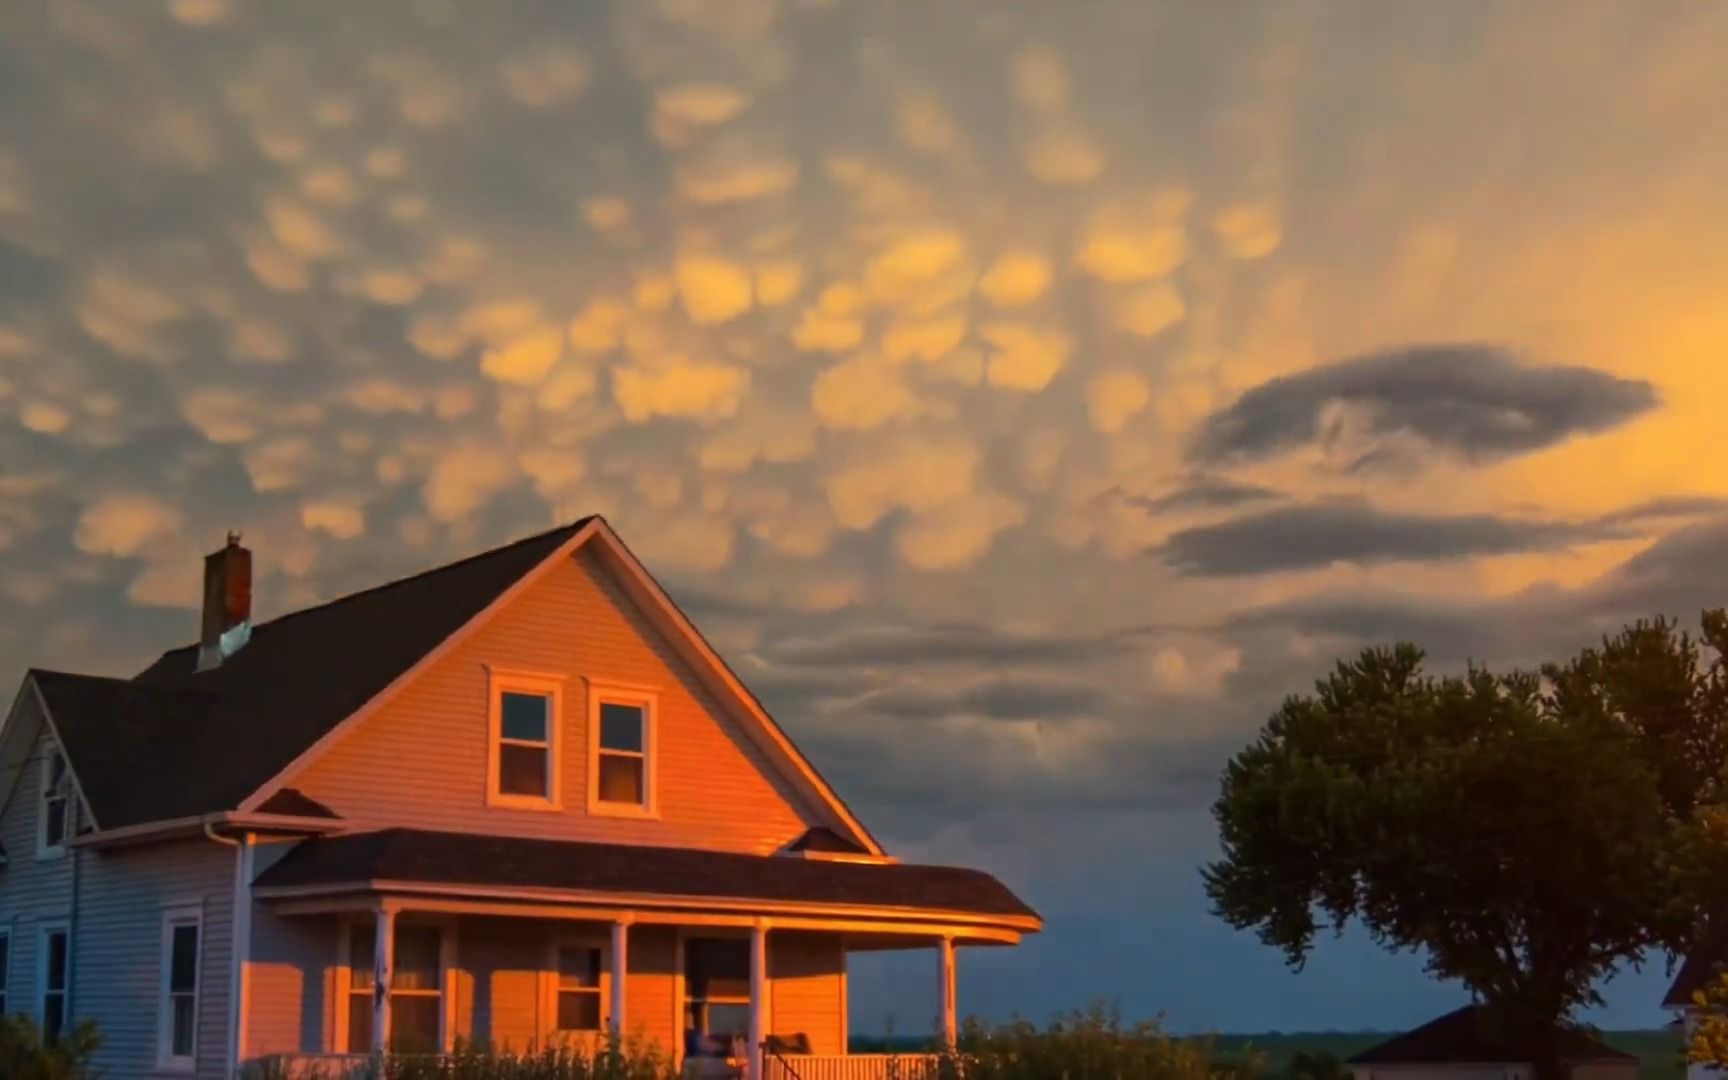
[0,927,11,1016]
[484,668,565,812]
[332,918,457,1054]
[541,933,610,1046]
[37,742,71,860]
[38,922,70,1043]
[585,681,658,819]
[157,905,203,1072]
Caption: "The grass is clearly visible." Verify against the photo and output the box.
[853,1027,1686,1080]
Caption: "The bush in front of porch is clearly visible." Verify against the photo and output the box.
[243,1033,680,1080]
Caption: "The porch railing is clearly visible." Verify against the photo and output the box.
[768,1055,942,1080]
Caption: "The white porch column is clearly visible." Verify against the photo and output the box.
[748,923,768,1080]
[938,936,958,1049]
[610,919,630,1041]
[373,907,396,1056]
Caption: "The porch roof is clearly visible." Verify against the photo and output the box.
[252,828,1040,926]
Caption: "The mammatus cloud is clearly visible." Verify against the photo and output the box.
[1189,344,1659,469]
[1157,499,1627,577]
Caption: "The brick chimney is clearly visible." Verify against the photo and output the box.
[196,531,252,672]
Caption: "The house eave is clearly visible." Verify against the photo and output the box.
[251,877,1044,938]
[73,811,347,849]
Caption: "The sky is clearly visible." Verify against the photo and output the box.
[3,0,1728,1037]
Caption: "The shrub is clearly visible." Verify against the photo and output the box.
[0,1014,102,1080]
[934,1003,1266,1080]
[240,1034,679,1080]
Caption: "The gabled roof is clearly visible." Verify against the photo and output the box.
[23,516,881,853]
[253,828,1040,925]
[787,826,870,855]
[34,520,589,831]
[1345,1006,1637,1066]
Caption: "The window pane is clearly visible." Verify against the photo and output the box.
[597,754,643,805]
[350,926,376,990]
[347,993,374,1053]
[170,924,199,993]
[45,799,66,846]
[500,692,549,742]
[557,990,601,1032]
[44,994,64,1043]
[391,995,441,1054]
[393,927,440,991]
[499,743,549,797]
[172,995,197,1056]
[706,1003,751,1037]
[557,946,600,989]
[599,703,644,752]
[46,932,68,990]
[48,753,65,787]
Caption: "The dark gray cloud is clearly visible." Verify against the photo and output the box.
[1157,499,1622,576]
[1189,344,1658,468]
[760,622,1127,668]
[1593,495,1728,528]
[861,678,1109,722]
[1129,478,1283,516]
[1219,513,1728,683]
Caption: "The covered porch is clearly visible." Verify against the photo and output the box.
[246,829,1039,1079]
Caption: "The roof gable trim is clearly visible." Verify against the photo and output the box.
[229,518,881,856]
[584,522,884,856]
[19,675,102,834]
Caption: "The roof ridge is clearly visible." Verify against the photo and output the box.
[145,517,594,664]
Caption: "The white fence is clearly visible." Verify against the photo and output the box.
[768,1055,943,1080]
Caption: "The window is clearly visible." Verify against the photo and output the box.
[486,671,564,809]
[40,925,69,1044]
[345,924,445,1054]
[38,746,71,857]
[553,945,603,1033]
[0,930,10,1015]
[684,938,750,1038]
[587,686,656,816]
[158,908,201,1070]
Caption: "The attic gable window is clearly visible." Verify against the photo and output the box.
[485,670,564,811]
[586,683,657,817]
[38,744,71,858]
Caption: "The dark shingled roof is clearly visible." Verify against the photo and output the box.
[254,828,1040,922]
[254,788,341,819]
[786,826,870,854]
[1346,1007,1638,1066]
[42,520,589,829]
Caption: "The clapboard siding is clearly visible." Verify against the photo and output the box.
[292,548,815,853]
[75,838,235,1080]
[462,916,545,1049]
[771,932,846,1056]
[624,925,677,1055]
[246,838,334,1061]
[0,710,76,1039]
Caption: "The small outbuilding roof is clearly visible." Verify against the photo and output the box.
[1346,1006,1637,1067]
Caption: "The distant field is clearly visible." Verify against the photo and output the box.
[852,1028,1685,1080]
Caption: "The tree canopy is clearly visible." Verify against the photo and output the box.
[1203,612,1728,1044]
